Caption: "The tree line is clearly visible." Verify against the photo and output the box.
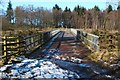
[2,1,120,31]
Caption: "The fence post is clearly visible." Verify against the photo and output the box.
[3,36,7,56]
[17,37,20,55]
[24,37,27,54]
[33,36,35,47]
[3,36,8,63]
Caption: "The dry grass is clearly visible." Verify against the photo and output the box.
[1,27,56,37]
[0,60,4,67]
[88,50,119,69]
[86,28,119,70]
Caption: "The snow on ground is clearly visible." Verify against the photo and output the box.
[53,55,82,64]
[0,56,79,79]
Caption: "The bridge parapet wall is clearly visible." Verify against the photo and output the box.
[71,28,99,52]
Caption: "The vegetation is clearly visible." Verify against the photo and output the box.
[1,0,119,71]
[1,1,119,31]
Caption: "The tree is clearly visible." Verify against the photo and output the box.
[64,6,71,12]
[15,6,25,26]
[63,7,72,28]
[107,5,113,13]
[74,6,77,12]
[52,4,62,27]
[70,11,78,28]
[53,4,61,10]
[6,0,13,23]
[117,5,120,10]
[74,5,86,16]
[73,6,86,29]
[42,9,53,27]
[94,5,100,11]
[85,11,93,29]
[117,1,120,10]
[35,7,44,27]
[64,6,68,12]
[92,6,101,30]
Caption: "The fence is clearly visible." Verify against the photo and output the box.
[1,36,26,59]
[0,30,60,62]
[70,28,99,52]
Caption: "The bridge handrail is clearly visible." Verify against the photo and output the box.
[70,28,99,52]
[0,29,60,62]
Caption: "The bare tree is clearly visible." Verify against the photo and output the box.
[52,4,62,27]
[15,6,25,26]
[42,9,53,27]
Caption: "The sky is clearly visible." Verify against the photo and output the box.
[0,0,119,12]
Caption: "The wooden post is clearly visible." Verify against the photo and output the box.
[3,36,7,56]
[17,37,20,55]
[3,36,8,63]
[41,33,43,45]
[39,33,42,46]
[31,37,33,48]
[33,36,35,47]
[24,37,27,54]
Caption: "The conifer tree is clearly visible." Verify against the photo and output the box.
[6,0,13,23]
[107,5,112,13]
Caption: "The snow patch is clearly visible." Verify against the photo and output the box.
[0,57,79,79]
[0,64,12,72]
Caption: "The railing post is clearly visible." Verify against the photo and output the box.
[23,37,27,54]
[71,28,100,52]
[17,37,20,55]
[3,36,7,57]
[40,33,43,46]
[3,36,8,63]
[33,36,35,46]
